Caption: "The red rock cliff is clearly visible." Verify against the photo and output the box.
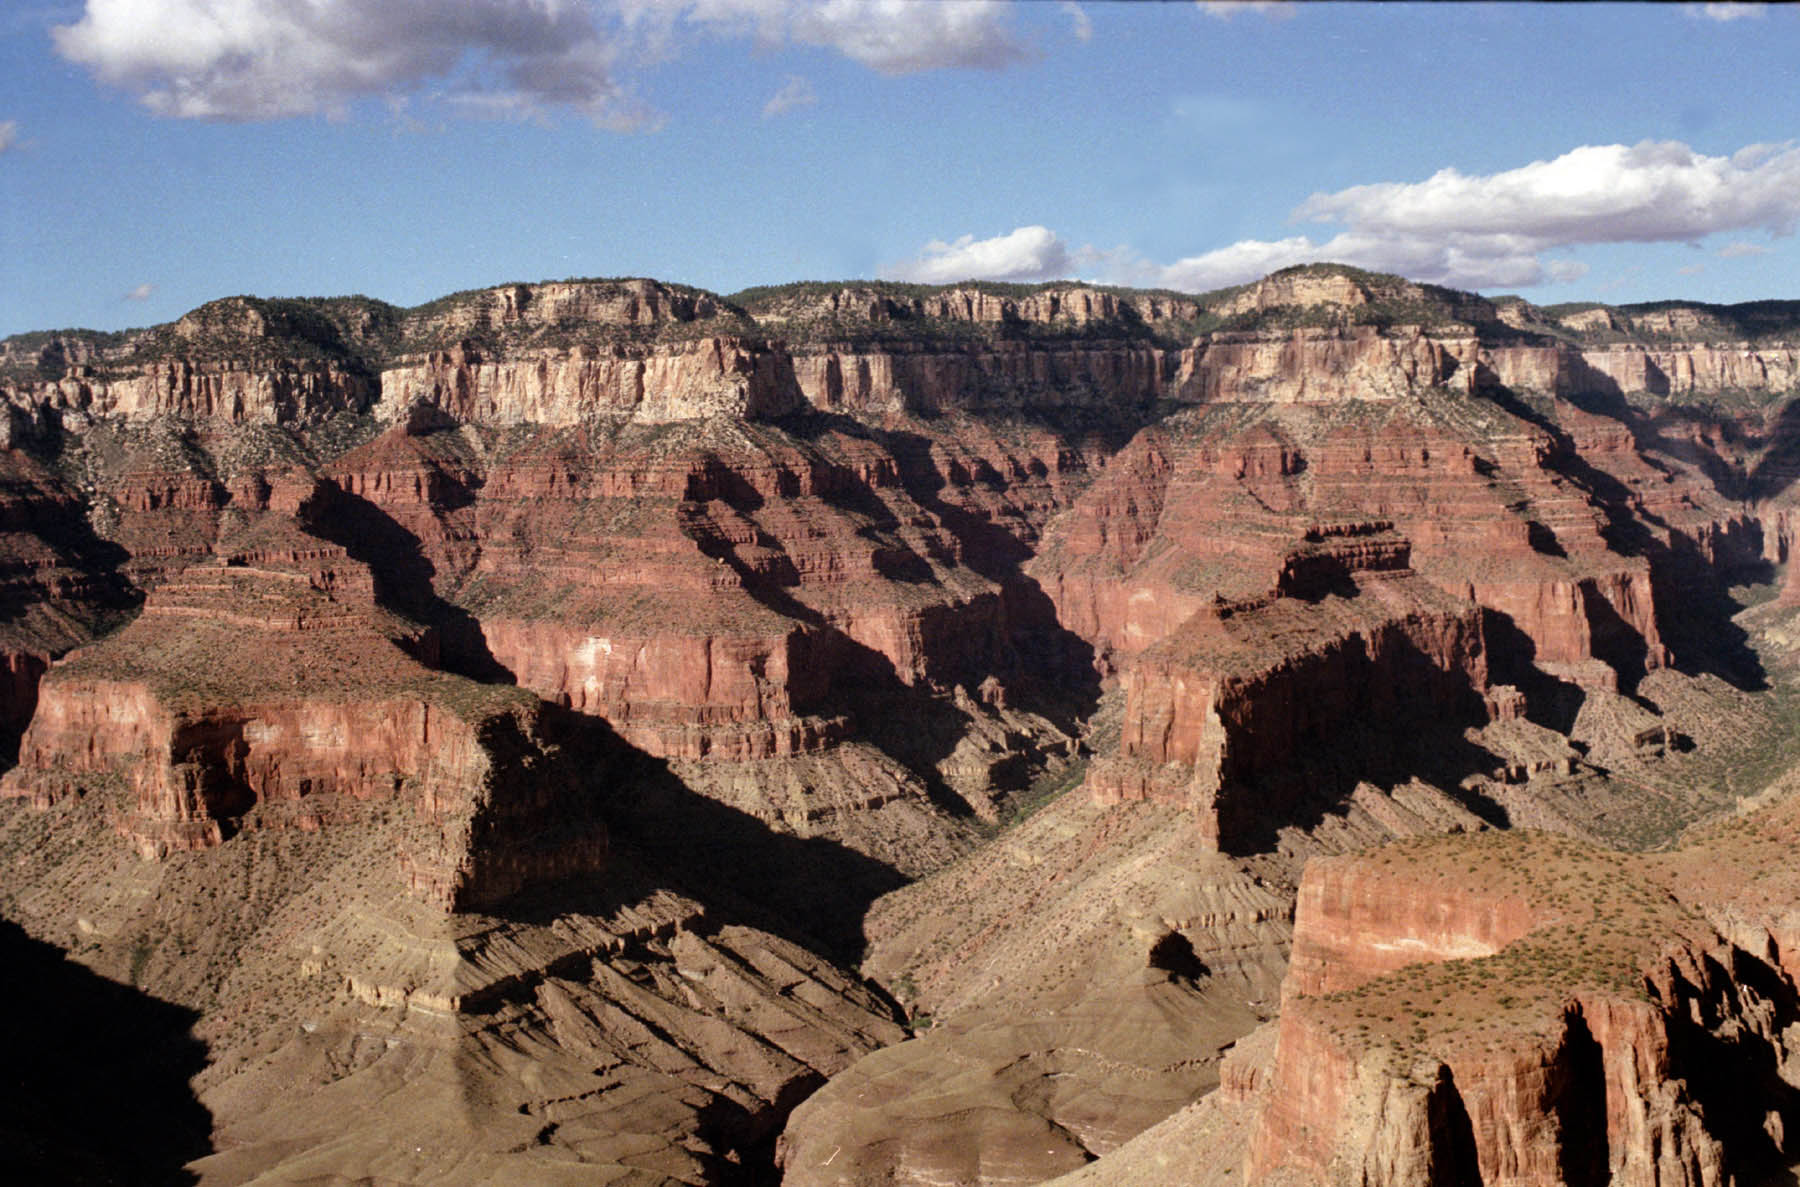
[1246,818,1800,1186]
[1087,533,1488,849]
[0,513,606,911]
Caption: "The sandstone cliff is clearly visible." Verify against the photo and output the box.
[0,263,1798,1184]
[1244,807,1800,1186]
[1088,534,1489,850]
[0,506,606,911]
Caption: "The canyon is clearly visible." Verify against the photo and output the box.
[2,264,1800,1183]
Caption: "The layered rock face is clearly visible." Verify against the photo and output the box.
[320,406,1099,801]
[5,298,380,427]
[1243,811,1800,1187]
[0,450,136,743]
[1,264,1799,1184]
[0,504,606,911]
[376,335,805,424]
[1087,531,1488,848]
[1033,389,1665,682]
[1034,380,1679,851]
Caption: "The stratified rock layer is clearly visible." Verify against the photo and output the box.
[0,265,1799,1183]
[1243,803,1800,1186]
[0,508,606,911]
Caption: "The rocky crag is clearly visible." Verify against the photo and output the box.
[2,264,1800,1181]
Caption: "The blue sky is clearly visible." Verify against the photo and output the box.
[1,1,1797,337]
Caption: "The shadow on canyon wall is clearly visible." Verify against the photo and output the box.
[1484,382,1771,695]
[305,477,516,684]
[505,705,908,966]
[289,457,912,963]
[681,412,1106,813]
[1212,629,1509,855]
[1748,396,1800,504]
[0,916,213,1185]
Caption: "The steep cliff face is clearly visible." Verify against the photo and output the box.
[402,277,739,340]
[1,265,1799,1184]
[318,407,1100,802]
[1245,813,1800,1187]
[376,335,805,425]
[1181,327,1467,404]
[0,511,606,911]
[1032,387,1665,686]
[37,359,377,425]
[1088,540,1489,850]
[1036,378,1680,851]
[0,450,137,743]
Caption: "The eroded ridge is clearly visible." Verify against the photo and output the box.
[0,485,606,911]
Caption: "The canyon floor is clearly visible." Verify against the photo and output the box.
[4,266,1800,1184]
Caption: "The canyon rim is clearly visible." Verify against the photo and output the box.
[5,264,1800,1184]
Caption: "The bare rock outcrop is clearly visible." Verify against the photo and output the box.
[1244,810,1800,1186]
[1088,533,1489,850]
[3,265,1800,1183]
[0,510,606,911]
[376,335,805,425]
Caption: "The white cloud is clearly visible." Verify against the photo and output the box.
[1061,1,1092,43]
[54,0,1031,125]
[0,120,17,153]
[1165,139,1800,290]
[1683,3,1766,20]
[1716,240,1770,258]
[124,282,154,301]
[1195,2,1296,21]
[53,0,638,124]
[1158,237,1318,291]
[1292,141,1800,247]
[888,225,1084,284]
[762,74,815,118]
[686,0,1030,75]
[1678,263,1707,276]
[891,140,1800,295]
[1544,258,1590,284]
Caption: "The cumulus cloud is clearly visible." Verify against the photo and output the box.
[53,0,638,124]
[124,282,154,301]
[54,0,1030,125]
[761,73,815,117]
[1167,139,1800,290]
[891,140,1800,294]
[1157,237,1318,291]
[0,120,17,153]
[888,226,1086,284]
[1294,141,1800,245]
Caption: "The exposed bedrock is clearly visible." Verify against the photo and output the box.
[1244,812,1800,1186]
[1033,396,1667,688]
[1,267,1799,1183]
[0,514,607,912]
[1088,552,1490,850]
[1483,341,1800,401]
[478,616,848,760]
[377,334,806,424]
[36,359,375,425]
[316,409,1104,782]
[0,449,137,744]
[1036,388,1686,849]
